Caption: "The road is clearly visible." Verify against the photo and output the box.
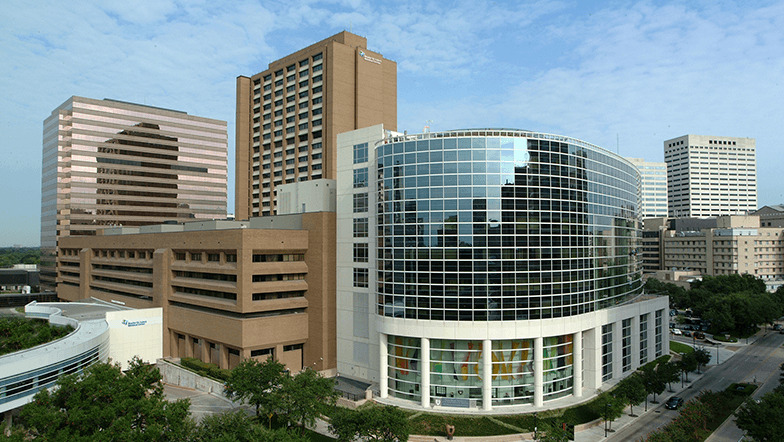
[607,331,784,441]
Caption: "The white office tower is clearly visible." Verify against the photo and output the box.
[627,158,668,218]
[336,126,668,412]
[664,135,756,218]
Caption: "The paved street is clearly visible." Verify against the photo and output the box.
[162,384,239,422]
[598,330,784,442]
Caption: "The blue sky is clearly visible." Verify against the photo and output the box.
[1,0,782,246]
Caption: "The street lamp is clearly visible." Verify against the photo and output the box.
[604,402,608,438]
[533,412,538,440]
[715,342,720,364]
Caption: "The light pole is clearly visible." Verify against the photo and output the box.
[604,402,608,438]
[715,342,720,364]
[533,412,538,440]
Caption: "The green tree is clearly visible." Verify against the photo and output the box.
[703,302,735,333]
[678,352,698,382]
[16,357,194,441]
[194,410,306,442]
[657,361,681,392]
[279,368,339,434]
[641,365,666,404]
[693,348,711,374]
[614,373,648,417]
[330,405,410,441]
[224,358,287,422]
[735,390,784,441]
[591,392,625,433]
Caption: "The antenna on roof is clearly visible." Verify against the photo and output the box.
[616,133,620,154]
[424,120,433,133]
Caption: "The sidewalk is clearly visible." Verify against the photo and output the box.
[577,344,740,442]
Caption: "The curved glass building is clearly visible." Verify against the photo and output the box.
[336,126,668,411]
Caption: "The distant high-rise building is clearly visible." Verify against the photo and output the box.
[664,135,756,218]
[40,96,228,290]
[627,158,668,218]
[234,31,397,219]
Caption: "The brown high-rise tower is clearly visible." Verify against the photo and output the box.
[235,31,397,218]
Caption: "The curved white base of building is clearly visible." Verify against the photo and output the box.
[376,296,668,411]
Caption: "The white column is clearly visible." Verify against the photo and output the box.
[631,314,641,371]
[421,337,430,408]
[534,336,543,407]
[612,321,623,379]
[647,313,657,363]
[583,326,603,390]
[573,331,583,398]
[379,333,388,398]
[483,339,492,410]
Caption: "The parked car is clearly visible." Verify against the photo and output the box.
[683,331,692,337]
[774,324,782,331]
[694,332,705,339]
[665,397,684,410]
[672,328,682,335]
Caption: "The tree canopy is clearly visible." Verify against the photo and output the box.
[224,357,287,420]
[194,410,306,442]
[613,373,648,416]
[330,405,410,441]
[0,247,41,268]
[12,357,194,441]
[0,316,73,356]
[224,358,339,434]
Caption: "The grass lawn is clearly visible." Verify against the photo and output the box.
[713,335,739,343]
[670,341,694,354]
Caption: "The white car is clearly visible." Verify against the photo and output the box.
[672,328,682,335]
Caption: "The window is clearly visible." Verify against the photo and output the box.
[226,254,237,263]
[353,167,368,188]
[353,268,368,287]
[207,253,220,262]
[313,53,322,61]
[354,243,368,262]
[251,348,273,358]
[353,193,368,213]
[602,324,613,381]
[353,218,368,237]
[175,252,186,260]
[284,343,303,352]
[353,142,368,164]
[190,252,201,261]
[312,85,322,93]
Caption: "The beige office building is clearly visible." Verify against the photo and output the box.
[41,96,228,289]
[235,31,397,218]
[57,212,336,372]
[654,216,784,288]
[664,135,756,218]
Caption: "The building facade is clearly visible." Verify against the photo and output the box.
[664,135,756,218]
[235,31,397,219]
[660,215,784,283]
[336,126,668,411]
[41,96,228,289]
[752,205,784,227]
[627,158,667,218]
[57,212,336,373]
